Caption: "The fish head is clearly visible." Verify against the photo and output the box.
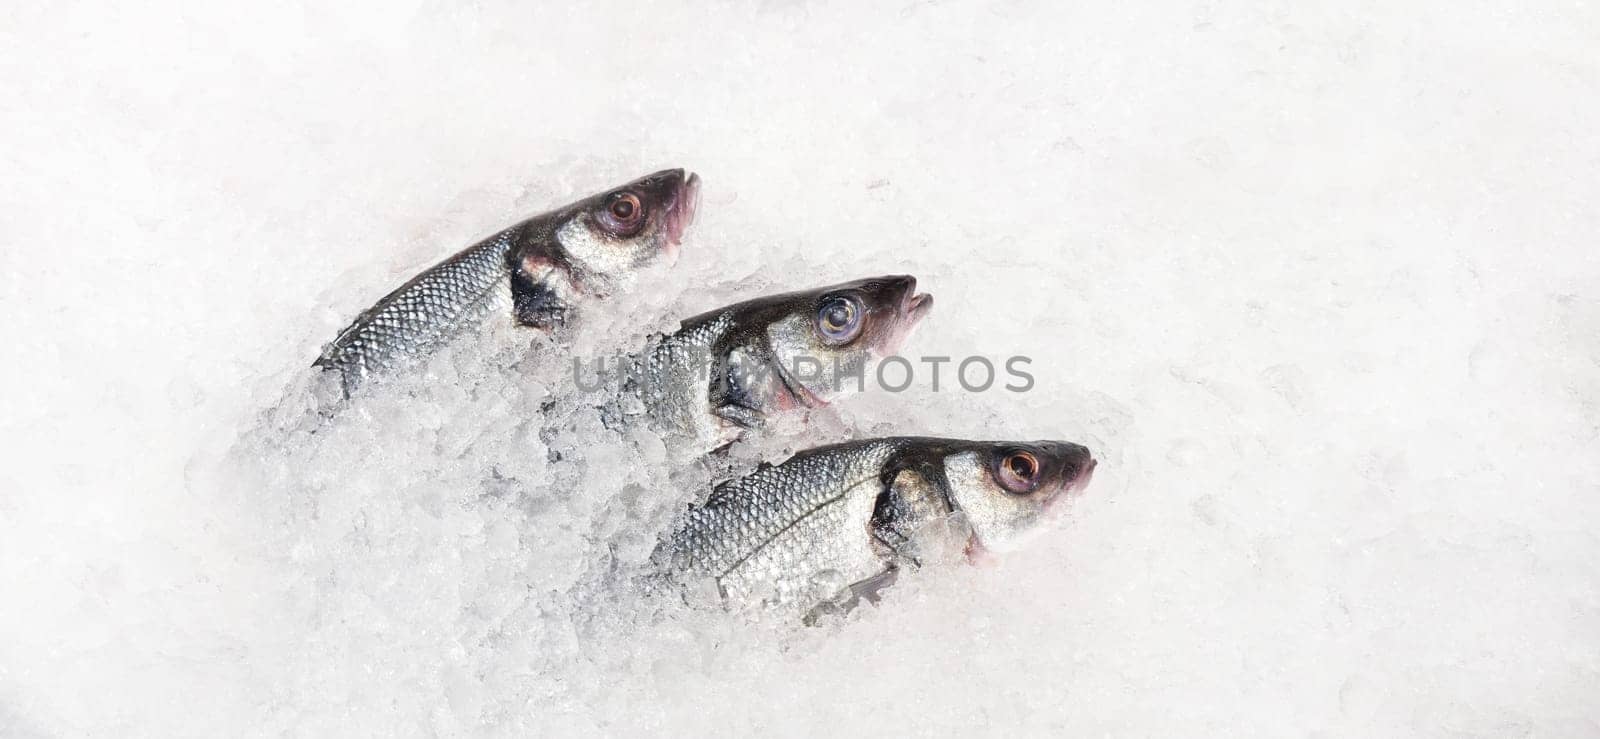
[760,275,933,405]
[939,440,1096,556]
[554,168,700,283]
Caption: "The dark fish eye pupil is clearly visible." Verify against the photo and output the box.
[826,304,849,326]
[1010,455,1034,478]
[611,198,635,219]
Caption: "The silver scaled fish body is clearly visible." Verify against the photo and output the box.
[656,436,1096,618]
[316,169,699,395]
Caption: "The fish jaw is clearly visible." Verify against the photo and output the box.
[1045,457,1097,517]
[878,275,934,355]
[663,171,701,258]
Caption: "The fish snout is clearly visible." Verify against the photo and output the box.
[878,275,933,322]
[1044,443,1096,505]
[662,169,700,248]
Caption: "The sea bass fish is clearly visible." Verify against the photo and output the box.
[655,437,1096,618]
[597,276,932,451]
[315,169,700,394]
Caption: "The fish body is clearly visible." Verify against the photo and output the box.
[316,169,699,394]
[607,276,933,451]
[656,437,1096,616]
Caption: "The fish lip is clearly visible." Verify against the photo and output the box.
[895,276,933,321]
[664,171,700,251]
[866,276,933,356]
[1070,458,1097,493]
[905,292,933,320]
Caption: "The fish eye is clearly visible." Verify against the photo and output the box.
[597,192,646,237]
[815,295,863,344]
[609,193,641,221]
[995,450,1041,494]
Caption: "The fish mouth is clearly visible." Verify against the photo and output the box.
[895,276,933,321]
[1067,458,1097,494]
[876,276,932,353]
[1046,458,1097,515]
[905,291,933,320]
[664,171,700,250]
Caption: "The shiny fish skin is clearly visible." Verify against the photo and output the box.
[665,439,901,606]
[315,169,699,395]
[657,437,1097,615]
[607,276,932,452]
[315,230,517,391]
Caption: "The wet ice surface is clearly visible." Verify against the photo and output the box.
[3,1,1599,735]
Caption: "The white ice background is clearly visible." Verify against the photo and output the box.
[2,1,1597,736]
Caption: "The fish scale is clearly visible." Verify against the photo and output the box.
[313,168,698,396]
[665,440,901,604]
[316,230,515,391]
[628,311,733,439]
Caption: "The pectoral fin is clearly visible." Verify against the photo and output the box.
[802,567,901,626]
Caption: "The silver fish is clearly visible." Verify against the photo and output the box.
[597,276,932,451]
[655,437,1096,617]
[316,169,700,395]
